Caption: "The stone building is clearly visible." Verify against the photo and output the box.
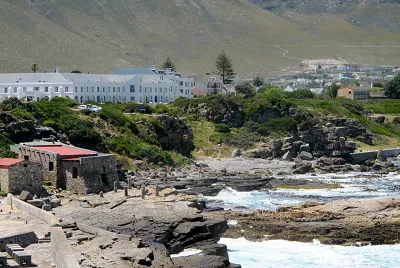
[0,158,42,195]
[18,144,118,194]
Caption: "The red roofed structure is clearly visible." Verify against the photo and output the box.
[193,87,206,97]
[18,143,118,194]
[30,145,98,160]
[0,158,42,195]
[0,158,24,169]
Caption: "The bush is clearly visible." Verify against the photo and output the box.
[12,107,33,120]
[215,123,231,133]
[108,137,173,165]
[258,117,298,136]
[0,97,23,111]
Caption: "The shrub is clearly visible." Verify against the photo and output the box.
[12,107,33,120]
[215,123,231,133]
[107,137,173,165]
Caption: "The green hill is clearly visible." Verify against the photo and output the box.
[0,0,400,75]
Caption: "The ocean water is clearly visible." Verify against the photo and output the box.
[220,238,400,268]
[205,172,400,211]
[207,173,400,267]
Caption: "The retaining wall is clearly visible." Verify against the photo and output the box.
[6,194,80,268]
[348,148,400,164]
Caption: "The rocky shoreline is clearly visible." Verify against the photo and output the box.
[47,157,400,267]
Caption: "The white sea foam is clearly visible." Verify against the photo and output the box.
[206,187,308,211]
[220,238,400,268]
[170,248,202,258]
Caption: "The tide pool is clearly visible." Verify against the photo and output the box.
[220,238,400,268]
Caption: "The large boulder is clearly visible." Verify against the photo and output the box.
[245,148,272,159]
[299,151,313,161]
[292,162,313,174]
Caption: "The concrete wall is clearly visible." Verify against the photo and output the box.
[0,231,38,251]
[348,148,400,164]
[6,194,80,268]
[348,151,378,164]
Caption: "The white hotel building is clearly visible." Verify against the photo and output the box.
[0,66,194,103]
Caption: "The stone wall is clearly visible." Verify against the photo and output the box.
[0,169,9,193]
[0,161,42,195]
[8,161,42,195]
[19,146,60,187]
[62,155,118,194]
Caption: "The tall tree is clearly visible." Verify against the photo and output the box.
[326,83,340,98]
[31,63,39,73]
[161,57,176,71]
[253,77,264,87]
[213,50,235,84]
[384,74,400,99]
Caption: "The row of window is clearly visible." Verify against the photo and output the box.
[75,95,173,103]
[2,86,70,94]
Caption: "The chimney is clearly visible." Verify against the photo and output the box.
[55,67,61,73]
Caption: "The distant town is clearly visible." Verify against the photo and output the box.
[0,61,399,105]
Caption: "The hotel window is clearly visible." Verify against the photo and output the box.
[75,87,78,92]
[49,162,54,171]
[145,87,147,93]
[34,87,39,91]
[45,87,49,92]
[130,85,135,92]
[4,87,8,93]
[14,87,17,93]
[97,87,100,92]
[118,87,120,92]
[55,87,59,93]
[64,87,69,93]
[139,85,142,93]
[150,87,152,93]
[92,87,94,92]
[87,87,89,92]
[81,87,83,92]
[103,87,105,92]
[123,87,125,92]
[23,87,27,92]
[113,87,115,92]
[131,96,135,101]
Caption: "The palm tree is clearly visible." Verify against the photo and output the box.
[31,63,39,73]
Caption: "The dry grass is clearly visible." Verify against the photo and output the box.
[1,1,400,76]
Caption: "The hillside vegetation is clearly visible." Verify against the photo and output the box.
[2,93,400,166]
[0,0,399,75]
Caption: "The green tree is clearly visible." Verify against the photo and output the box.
[235,81,256,98]
[31,63,39,73]
[253,77,264,87]
[161,57,176,71]
[384,74,400,99]
[326,83,340,98]
[213,50,235,84]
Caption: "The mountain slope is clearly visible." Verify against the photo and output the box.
[0,0,399,76]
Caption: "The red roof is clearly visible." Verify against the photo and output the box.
[31,145,98,159]
[194,88,206,96]
[0,158,24,169]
